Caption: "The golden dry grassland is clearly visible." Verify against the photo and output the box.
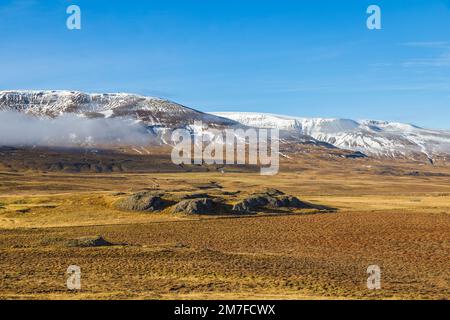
[0,155,449,300]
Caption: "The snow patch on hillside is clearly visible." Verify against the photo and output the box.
[211,112,450,159]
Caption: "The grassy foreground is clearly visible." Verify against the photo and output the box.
[0,164,449,299]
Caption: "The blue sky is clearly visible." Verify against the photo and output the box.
[1,0,449,129]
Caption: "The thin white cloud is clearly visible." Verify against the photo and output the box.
[401,41,450,67]
[402,52,450,67]
[368,62,393,67]
[401,41,450,49]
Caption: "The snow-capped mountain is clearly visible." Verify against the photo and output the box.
[0,90,242,146]
[1,90,449,161]
[211,112,450,161]
[0,90,328,148]
[0,90,235,127]
[0,90,246,147]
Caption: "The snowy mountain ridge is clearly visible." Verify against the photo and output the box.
[0,90,235,127]
[211,112,450,160]
[1,90,449,161]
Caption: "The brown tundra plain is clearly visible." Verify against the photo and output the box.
[0,146,449,300]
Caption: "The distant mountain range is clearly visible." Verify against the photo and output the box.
[211,112,450,161]
[1,90,449,162]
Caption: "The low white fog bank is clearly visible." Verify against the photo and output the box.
[0,111,151,147]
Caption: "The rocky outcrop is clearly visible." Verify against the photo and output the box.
[271,195,305,208]
[232,190,309,213]
[172,198,214,215]
[117,191,165,211]
[232,195,270,213]
[67,236,113,247]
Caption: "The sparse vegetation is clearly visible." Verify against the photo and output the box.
[66,236,113,248]
[0,147,449,299]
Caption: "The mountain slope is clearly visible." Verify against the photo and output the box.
[0,90,333,150]
[1,90,449,162]
[211,112,450,161]
[0,90,235,127]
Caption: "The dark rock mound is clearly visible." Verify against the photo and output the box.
[172,198,214,215]
[117,191,165,211]
[232,195,269,213]
[272,195,309,208]
[232,191,309,214]
[67,236,113,248]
